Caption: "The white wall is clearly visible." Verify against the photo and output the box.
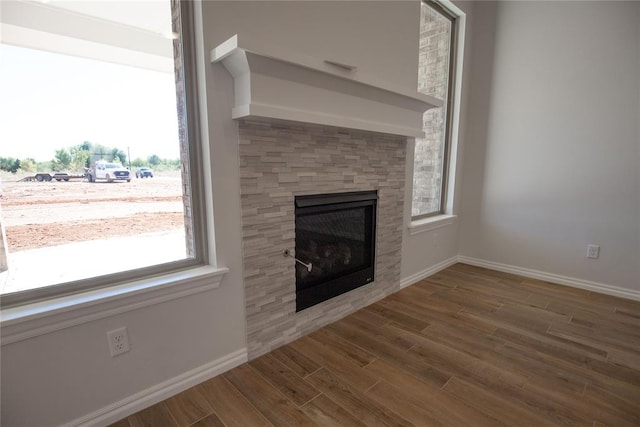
[1,288,246,426]
[203,0,421,93]
[459,1,640,292]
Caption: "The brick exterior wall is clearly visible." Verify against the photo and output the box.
[413,2,451,216]
[172,0,194,257]
[238,118,406,358]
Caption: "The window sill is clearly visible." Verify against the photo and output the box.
[0,265,229,345]
[408,214,457,236]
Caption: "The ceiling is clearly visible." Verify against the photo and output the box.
[0,0,175,72]
[41,0,173,37]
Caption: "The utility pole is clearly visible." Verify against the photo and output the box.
[127,146,132,170]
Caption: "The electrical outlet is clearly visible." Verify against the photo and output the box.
[587,244,600,259]
[107,327,130,357]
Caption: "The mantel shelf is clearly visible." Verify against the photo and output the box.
[210,34,442,138]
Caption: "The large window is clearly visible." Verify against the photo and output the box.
[0,0,206,306]
[412,0,458,218]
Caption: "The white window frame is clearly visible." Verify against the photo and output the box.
[1,1,226,342]
[410,0,466,233]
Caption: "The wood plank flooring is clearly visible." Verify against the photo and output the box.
[112,264,640,427]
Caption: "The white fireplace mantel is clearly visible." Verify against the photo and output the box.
[210,34,442,137]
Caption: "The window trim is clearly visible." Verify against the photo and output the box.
[1,0,211,309]
[408,213,457,236]
[411,0,464,221]
[1,266,228,345]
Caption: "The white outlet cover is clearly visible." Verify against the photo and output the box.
[587,244,600,259]
[107,327,131,357]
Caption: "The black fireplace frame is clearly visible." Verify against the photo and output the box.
[295,190,377,312]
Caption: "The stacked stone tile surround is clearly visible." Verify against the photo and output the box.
[239,118,407,358]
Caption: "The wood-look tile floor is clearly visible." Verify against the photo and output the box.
[112,264,640,427]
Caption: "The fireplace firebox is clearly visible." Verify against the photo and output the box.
[294,191,377,311]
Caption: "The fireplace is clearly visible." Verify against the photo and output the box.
[214,35,438,356]
[294,191,377,311]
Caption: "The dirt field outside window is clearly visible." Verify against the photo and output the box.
[0,172,187,294]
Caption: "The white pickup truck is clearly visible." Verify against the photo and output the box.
[87,161,131,183]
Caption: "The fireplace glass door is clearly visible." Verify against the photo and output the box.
[295,191,377,311]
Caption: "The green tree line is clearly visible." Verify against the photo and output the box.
[0,141,180,174]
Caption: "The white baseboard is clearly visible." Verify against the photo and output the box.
[457,256,640,302]
[65,348,248,427]
[400,256,459,289]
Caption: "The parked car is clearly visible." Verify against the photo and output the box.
[135,167,154,178]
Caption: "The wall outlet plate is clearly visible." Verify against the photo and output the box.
[107,327,131,357]
[587,244,600,259]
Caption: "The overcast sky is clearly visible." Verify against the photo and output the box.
[0,44,180,162]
